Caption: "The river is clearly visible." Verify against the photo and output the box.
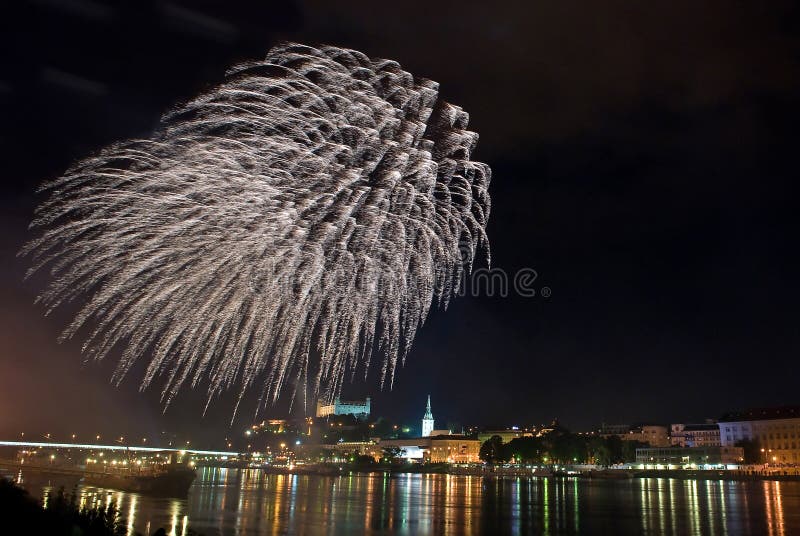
[15,467,800,535]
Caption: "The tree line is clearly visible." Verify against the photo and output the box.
[479,431,648,466]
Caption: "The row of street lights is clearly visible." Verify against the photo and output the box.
[18,431,193,448]
[761,447,778,464]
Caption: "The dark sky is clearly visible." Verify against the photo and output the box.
[1,0,799,447]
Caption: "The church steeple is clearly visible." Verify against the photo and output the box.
[422,394,434,437]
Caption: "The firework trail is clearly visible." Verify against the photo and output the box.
[23,43,491,412]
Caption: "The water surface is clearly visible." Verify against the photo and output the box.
[17,467,800,535]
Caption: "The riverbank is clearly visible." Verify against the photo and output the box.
[627,469,800,481]
[214,463,800,482]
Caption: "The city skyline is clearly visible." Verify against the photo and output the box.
[5,393,797,451]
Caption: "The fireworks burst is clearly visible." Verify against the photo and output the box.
[23,43,491,412]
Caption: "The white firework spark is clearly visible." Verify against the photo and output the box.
[22,43,491,412]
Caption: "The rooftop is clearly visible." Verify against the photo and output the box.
[678,423,720,431]
[719,406,800,422]
[429,435,475,441]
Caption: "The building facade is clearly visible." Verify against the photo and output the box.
[718,406,800,464]
[635,446,744,465]
[428,436,481,463]
[421,395,434,437]
[379,436,481,463]
[599,423,631,436]
[670,423,721,447]
[251,419,288,433]
[312,441,382,461]
[477,429,531,444]
[600,424,670,447]
[315,397,371,419]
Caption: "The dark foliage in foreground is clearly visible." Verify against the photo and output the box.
[0,479,207,536]
[0,478,130,536]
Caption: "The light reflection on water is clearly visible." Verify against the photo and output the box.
[15,467,800,535]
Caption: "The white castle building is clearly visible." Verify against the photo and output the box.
[422,395,435,437]
[316,397,371,419]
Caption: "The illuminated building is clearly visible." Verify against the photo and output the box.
[718,406,800,463]
[670,423,721,447]
[421,395,434,437]
[599,423,631,435]
[311,441,382,460]
[250,420,287,433]
[428,436,481,463]
[378,438,427,461]
[635,446,743,465]
[600,424,670,447]
[630,425,670,447]
[477,428,531,444]
[378,436,481,463]
[315,397,371,419]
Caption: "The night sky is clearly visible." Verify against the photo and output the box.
[2,1,799,447]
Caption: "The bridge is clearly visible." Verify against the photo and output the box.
[0,440,239,457]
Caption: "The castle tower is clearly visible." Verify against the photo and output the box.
[421,395,434,437]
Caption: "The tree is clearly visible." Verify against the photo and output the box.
[381,447,405,464]
[0,480,129,536]
[621,440,648,462]
[605,436,625,464]
[307,447,336,462]
[585,436,628,465]
[548,432,588,464]
[480,435,506,464]
[588,437,612,467]
[503,437,545,464]
[372,418,394,438]
[735,438,761,464]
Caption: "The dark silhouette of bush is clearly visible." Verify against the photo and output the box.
[0,478,130,535]
[0,478,207,535]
